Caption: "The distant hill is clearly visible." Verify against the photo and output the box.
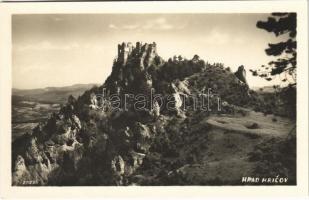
[12,83,99,104]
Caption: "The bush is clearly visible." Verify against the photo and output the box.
[248,135,296,185]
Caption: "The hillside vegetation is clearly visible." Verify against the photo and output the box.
[12,42,296,186]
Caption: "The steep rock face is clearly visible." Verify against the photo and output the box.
[107,42,163,95]
[12,155,29,185]
[234,65,248,85]
[12,42,253,186]
[12,96,85,185]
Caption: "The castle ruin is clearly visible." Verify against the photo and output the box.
[117,42,157,68]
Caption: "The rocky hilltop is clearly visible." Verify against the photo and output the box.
[12,42,295,186]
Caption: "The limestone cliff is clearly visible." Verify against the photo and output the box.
[234,65,248,85]
[12,42,253,186]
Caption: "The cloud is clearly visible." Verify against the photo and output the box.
[122,24,139,30]
[201,28,245,45]
[201,29,229,45]
[142,17,172,30]
[14,41,114,54]
[53,17,63,22]
[233,37,245,44]
[108,17,185,31]
[15,40,80,51]
[108,24,118,29]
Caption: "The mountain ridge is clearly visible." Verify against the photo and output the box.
[11,42,295,186]
[13,83,99,95]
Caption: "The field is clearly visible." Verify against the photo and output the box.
[11,84,96,141]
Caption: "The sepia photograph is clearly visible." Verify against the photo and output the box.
[0,0,308,198]
[10,12,298,186]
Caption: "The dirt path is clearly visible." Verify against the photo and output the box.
[205,111,294,138]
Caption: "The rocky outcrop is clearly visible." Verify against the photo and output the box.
[234,65,248,85]
[116,42,158,69]
[150,100,160,119]
[12,99,85,185]
[106,42,163,96]
[12,155,29,185]
[170,83,184,116]
[117,42,133,66]
[12,136,54,185]
[12,42,255,186]
[89,92,98,109]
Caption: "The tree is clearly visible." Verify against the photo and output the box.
[178,55,183,61]
[192,54,200,61]
[250,13,296,85]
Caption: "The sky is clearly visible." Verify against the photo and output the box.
[12,14,286,89]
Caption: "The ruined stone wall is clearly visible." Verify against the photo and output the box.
[117,42,157,68]
[117,42,133,65]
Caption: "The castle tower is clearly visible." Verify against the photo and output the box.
[151,42,157,54]
[117,42,133,65]
[136,41,142,54]
[116,42,158,68]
